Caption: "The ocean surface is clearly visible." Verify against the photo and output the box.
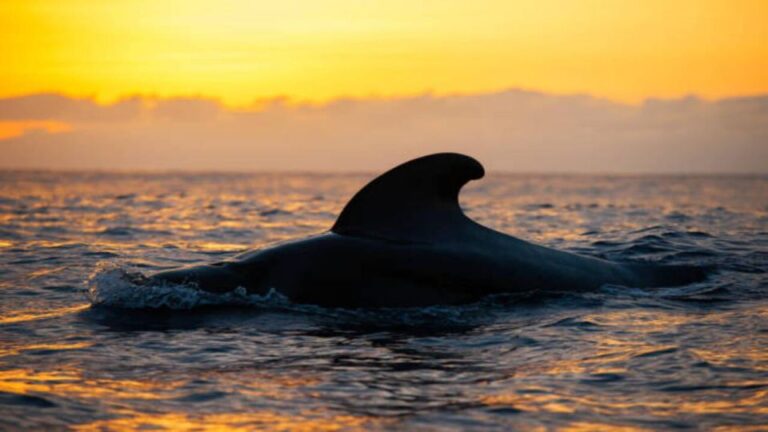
[0,171,766,430]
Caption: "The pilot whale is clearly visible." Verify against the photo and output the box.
[148,153,708,307]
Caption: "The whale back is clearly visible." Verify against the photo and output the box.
[332,153,485,243]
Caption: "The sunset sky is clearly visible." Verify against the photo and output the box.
[1,0,767,172]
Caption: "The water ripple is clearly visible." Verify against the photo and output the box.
[0,172,766,429]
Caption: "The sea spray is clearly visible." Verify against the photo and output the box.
[86,261,291,309]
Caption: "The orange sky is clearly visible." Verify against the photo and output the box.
[1,0,767,105]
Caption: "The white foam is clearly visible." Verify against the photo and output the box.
[85,262,290,309]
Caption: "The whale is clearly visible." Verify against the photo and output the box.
[148,153,708,307]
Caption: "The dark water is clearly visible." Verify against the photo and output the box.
[0,171,766,430]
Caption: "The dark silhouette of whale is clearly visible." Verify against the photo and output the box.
[148,153,708,307]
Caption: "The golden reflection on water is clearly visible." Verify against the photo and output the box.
[0,304,90,325]
[479,306,768,419]
[561,423,652,432]
[582,309,696,333]
[0,368,183,400]
[0,342,91,357]
[195,242,248,252]
[0,366,329,402]
[0,367,380,431]
[692,347,768,372]
[26,266,67,280]
[72,410,381,432]
[482,392,576,414]
[481,387,768,418]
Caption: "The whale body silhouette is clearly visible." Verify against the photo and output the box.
[148,153,708,307]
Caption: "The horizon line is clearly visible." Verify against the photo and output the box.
[1,167,766,177]
[3,87,768,109]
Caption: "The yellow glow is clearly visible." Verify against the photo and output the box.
[0,342,92,358]
[195,242,249,252]
[0,368,182,400]
[1,0,766,105]
[72,410,381,431]
[0,304,90,325]
[561,423,653,432]
[0,120,73,140]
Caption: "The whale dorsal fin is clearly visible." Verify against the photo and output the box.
[332,153,485,243]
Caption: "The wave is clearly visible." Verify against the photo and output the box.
[598,280,731,299]
[86,258,729,319]
[85,262,532,330]
[86,262,292,310]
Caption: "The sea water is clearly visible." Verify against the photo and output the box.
[0,171,766,430]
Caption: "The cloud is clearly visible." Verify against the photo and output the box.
[0,93,144,122]
[0,90,766,173]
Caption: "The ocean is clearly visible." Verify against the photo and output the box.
[0,171,766,430]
